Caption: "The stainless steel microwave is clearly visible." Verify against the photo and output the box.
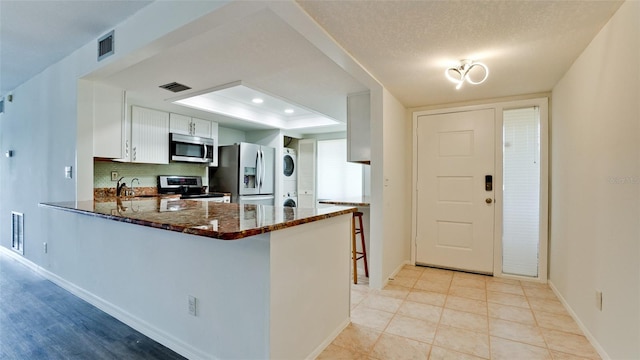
[169,133,215,165]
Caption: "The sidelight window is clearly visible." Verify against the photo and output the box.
[502,107,541,277]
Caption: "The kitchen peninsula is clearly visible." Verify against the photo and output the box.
[40,198,355,359]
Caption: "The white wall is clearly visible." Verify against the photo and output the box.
[381,89,411,282]
[368,87,411,288]
[550,1,639,358]
[218,126,247,146]
[42,208,271,359]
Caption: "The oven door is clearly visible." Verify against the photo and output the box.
[170,133,214,164]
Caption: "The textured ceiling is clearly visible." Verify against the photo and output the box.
[298,0,623,107]
[1,0,625,129]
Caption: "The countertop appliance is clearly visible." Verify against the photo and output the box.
[169,133,215,166]
[211,142,275,205]
[157,175,230,202]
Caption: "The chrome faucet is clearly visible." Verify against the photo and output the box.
[116,177,127,197]
[130,178,140,197]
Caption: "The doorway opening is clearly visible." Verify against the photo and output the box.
[412,98,549,281]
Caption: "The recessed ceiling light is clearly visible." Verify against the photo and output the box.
[252,98,264,104]
[171,81,341,131]
[284,109,294,114]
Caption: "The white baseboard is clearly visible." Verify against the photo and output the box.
[0,247,212,360]
[306,318,350,360]
[548,280,610,360]
[381,260,411,289]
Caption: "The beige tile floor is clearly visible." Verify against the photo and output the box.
[318,265,601,360]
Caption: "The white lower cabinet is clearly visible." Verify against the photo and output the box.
[131,106,169,164]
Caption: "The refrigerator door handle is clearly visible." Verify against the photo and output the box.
[255,150,260,190]
[260,149,265,187]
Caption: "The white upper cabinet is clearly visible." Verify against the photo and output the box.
[210,120,219,167]
[169,113,192,135]
[93,83,128,159]
[131,106,169,164]
[192,117,212,138]
[347,91,371,164]
[170,113,212,138]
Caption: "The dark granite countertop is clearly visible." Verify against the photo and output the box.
[318,196,371,207]
[40,198,356,240]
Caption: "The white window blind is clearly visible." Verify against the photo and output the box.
[317,139,362,199]
[502,107,540,277]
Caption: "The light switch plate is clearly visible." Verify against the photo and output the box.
[188,295,197,316]
[64,166,72,179]
[111,171,119,181]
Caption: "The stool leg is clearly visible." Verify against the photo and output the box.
[358,214,369,277]
[351,214,358,284]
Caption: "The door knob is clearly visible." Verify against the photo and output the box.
[485,198,493,204]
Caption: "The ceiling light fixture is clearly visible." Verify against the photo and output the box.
[445,59,489,90]
[284,109,294,114]
[252,98,264,104]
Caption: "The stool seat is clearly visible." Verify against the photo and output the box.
[351,211,368,284]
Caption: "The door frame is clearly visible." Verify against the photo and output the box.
[411,97,549,282]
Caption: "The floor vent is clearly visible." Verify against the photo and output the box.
[11,212,24,255]
[98,30,115,61]
[159,82,192,93]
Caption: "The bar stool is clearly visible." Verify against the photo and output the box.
[351,211,368,284]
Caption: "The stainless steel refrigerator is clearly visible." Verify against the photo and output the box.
[211,142,275,205]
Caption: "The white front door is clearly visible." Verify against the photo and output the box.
[415,109,495,274]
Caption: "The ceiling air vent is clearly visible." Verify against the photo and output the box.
[97,30,115,61]
[159,82,192,93]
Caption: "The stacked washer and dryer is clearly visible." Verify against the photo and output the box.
[283,148,297,207]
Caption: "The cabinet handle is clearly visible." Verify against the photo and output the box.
[133,147,137,161]
[125,140,129,158]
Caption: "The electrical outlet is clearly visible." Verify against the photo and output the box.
[188,295,197,316]
[595,290,603,311]
[111,171,119,181]
[43,242,47,253]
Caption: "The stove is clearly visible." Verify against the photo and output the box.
[157,175,229,201]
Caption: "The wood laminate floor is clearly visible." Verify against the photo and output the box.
[0,252,185,359]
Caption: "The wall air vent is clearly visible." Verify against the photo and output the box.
[97,30,115,61]
[11,211,24,255]
[159,82,192,93]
